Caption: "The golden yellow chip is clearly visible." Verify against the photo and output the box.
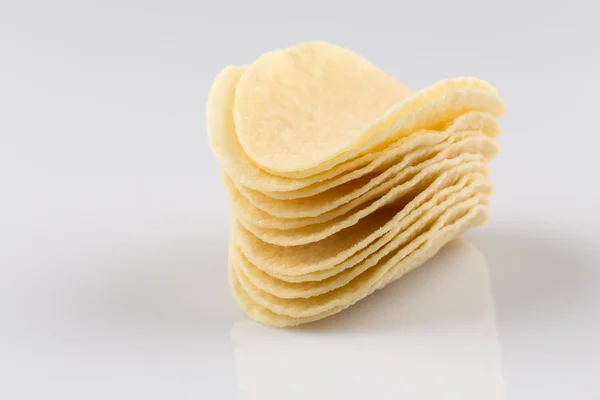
[234,171,490,280]
[231,132,496,219]
[233,42,412,174]
[232,42,503,176]
[232,180,491,299]
[229,204,489,327]
[233,157,488,246]
[207,65,503,191]
[262,111,500,200]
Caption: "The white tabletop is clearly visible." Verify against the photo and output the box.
[2,1,599,399]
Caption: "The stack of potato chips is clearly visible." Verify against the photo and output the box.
[207,42,505,327]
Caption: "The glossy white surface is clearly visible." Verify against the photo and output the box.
[2,1,600,399]
[231,238,505,399]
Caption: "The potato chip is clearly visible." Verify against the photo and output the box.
[260,112,500,200]
[233,180,491,298]
[229,204,489,327]
[233,194,486,317]
[232,133,496,218]
[207,66,503,191]
[235,171,490,280]
[232,42,504,176]
[234,157,488,245]
[234,42,412,174]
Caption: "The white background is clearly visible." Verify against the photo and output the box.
[1,1,599,399]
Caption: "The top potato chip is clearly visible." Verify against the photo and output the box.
[233,42,412,174]
[232,42,503,175]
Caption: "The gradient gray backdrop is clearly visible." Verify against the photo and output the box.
[2,1,599,399]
